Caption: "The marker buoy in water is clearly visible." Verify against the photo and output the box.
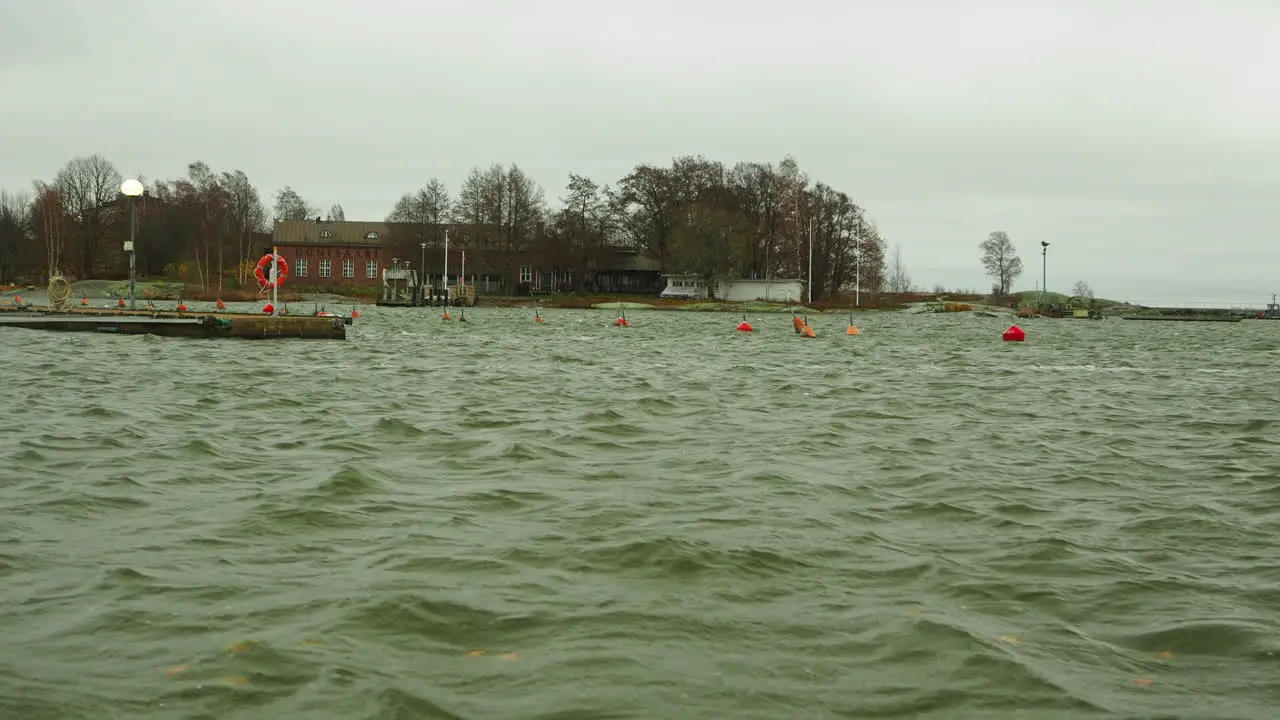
[351,305,360,319]
[262,302,275,314]
[846,313,859,335]
[216,298,226,310]
[176,302,188,312]
[737,314,753,332]
[80,296,88,306]
[792,314,805,334]
[801,323,816,338]
[117,297,126,307]
[1002,325,1025,342]
[535,309,545,324]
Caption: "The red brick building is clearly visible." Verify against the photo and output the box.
[268,220,390,287]
[270,218,665,295]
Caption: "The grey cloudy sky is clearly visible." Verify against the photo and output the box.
[2,0,1277,303]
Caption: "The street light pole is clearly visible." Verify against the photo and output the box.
[1040,241,1050,306]
[855,217,862,308]
[807,217,814,304]
[120,178,144,309]
[419,241,426,306]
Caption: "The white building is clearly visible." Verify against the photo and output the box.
[659,274,804,302]
[658,273,709,299]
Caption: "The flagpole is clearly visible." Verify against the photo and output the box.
[272,245,279,315]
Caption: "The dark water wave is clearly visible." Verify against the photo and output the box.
[2,308,1279,718]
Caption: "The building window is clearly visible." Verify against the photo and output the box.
[295,258,308,277]
[342,259,355,278]
[519,266,532,283]
[319,259,331,278]
[366,260,378,279]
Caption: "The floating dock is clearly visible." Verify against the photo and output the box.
[0,305,348,339]
[1119,315,1243,323]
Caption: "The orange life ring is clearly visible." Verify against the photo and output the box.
[255,253,289,288]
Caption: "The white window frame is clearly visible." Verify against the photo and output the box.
[319,259,331,278]
[342,259,355,278]
[519,266,532,283]
[366,260,378,279]
[295,258,308,277]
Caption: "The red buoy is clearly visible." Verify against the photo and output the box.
[216,298,226,310]
[737,321,753,332]
[262,303,275,314]
[1002,325,1026,342]
[176,302,188,312]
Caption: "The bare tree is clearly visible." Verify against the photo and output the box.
[980,231,1023,295]
[221,170,267,286]
[887,243,911,293]
[54,154,122,277]
[326,204,345,221]
[31,181,68,279]
[387,178,452,260]
[273,186,315,222]
[1072,280,1093,298]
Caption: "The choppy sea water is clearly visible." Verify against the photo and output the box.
[1,305,1278,719]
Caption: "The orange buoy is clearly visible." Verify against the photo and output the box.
[262,302,275,314]
[535,309,545,324]
[442,310,452,320]
[737,321,753,332]
[80,296,88,306]
[1002,325,1026,342]
[792,315,805,333]
[846,313,859,335]
[176,302,188,312]
[801,323,816,338]
[14,295,22,304]
[216,298,226,310]
[351,305,360,319]
[614,317,630,327]
[117,297,126,307]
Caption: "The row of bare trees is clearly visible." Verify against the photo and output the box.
[2,153,912,301]
[386,154,906,301]
[0,154,288,292]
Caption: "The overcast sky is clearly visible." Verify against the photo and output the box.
[2,0,1276,304]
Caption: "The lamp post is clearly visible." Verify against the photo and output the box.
[855,217,862,308]
[1040,241,1050,307]
[120,178,144,309]
[807,217,814,304]
[419,241,427,306]
[442,229,450,306]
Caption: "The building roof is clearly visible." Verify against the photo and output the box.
[273,219,394,246]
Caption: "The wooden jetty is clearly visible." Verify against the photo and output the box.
[1119,314,1243,323]
[0,305,348,339]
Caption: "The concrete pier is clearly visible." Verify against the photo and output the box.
[0,306,347,339]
